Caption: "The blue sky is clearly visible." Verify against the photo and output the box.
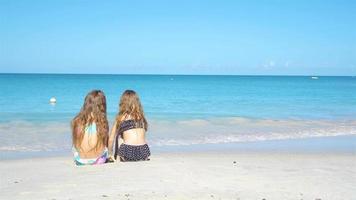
[0,0,355,75]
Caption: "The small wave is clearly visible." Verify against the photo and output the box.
[148,117,356,146]
[0,121,72,152]
[1,117,356,152]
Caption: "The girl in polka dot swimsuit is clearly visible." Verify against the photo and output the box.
[108,90,151,162]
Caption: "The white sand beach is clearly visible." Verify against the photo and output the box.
[1,151,355,200]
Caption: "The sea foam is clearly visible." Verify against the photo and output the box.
[1,117,356,153]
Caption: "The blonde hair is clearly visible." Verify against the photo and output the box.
[115,90,148,130]
[71,90,109,150]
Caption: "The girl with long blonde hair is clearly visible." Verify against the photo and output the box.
[71,90,109,165]
[108,90,150,161]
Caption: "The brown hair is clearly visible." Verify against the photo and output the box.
[71,90,109,150]
[115,90,148,131]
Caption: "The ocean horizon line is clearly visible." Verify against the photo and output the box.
[0,72,355,77]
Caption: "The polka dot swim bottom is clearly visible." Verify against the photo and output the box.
[118,143,151,161]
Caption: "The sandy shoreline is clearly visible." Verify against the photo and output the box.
[1,151,355,200]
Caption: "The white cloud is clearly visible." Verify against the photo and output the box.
[269,61,275,67]
[262,60,276,70]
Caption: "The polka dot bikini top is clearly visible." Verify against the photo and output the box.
[114,119,146,159]
[117,119,145,135]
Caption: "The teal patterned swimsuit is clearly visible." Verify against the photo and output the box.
[72,123,108,165]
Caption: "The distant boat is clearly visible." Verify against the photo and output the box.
[311,76,319,80]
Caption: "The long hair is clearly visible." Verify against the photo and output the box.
[115,90,148,131]
[71,90,109,150]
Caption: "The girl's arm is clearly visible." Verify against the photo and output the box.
[108,121,117,155]
[118,135,124,148]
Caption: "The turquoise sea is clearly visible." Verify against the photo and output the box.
[0,74,356,158]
